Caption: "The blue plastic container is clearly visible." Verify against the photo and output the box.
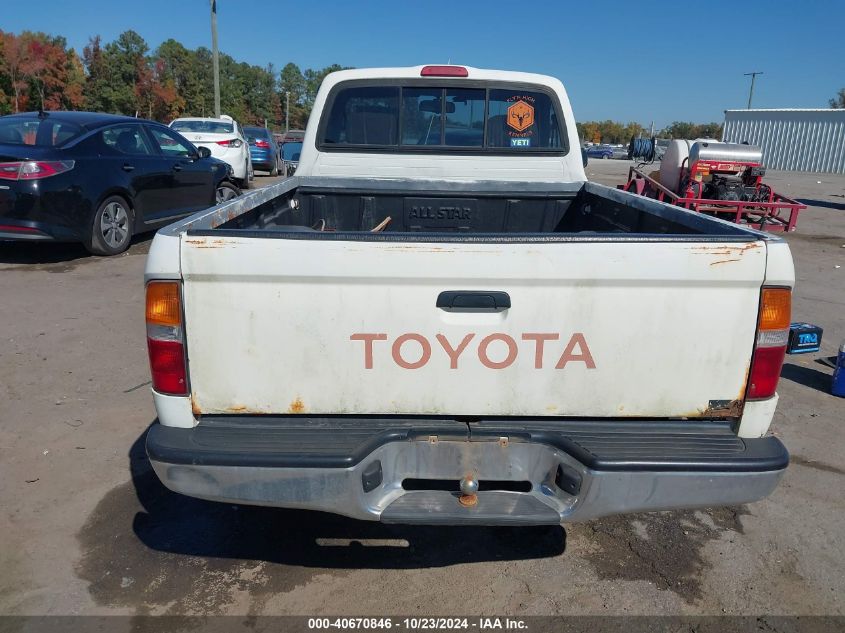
[833,341,845,398]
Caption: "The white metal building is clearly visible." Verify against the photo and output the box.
[722,109,845,174]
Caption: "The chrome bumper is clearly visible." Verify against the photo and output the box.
[147,421,786,525]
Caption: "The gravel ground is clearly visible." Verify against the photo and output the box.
[0,164,843,618]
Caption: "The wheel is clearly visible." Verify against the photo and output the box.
[85,195,134,255]
[602,154,609,159]
[215,181,241,204]
[270,159,279,177]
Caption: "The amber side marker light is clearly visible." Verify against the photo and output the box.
[747,287,791,400]
[145,281,188,396]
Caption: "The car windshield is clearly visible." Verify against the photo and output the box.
[170,120,234,134]
[282,142,302,160]
[0,117,83,146]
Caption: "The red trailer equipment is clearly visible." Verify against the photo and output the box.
[621,140,805,232]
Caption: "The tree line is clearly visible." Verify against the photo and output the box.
[0,29,347,130]
[576,120,724,144]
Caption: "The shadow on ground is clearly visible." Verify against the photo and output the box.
[780,362,833,394]
[75,425,566,613]
[0,235,152,270]
[796,198,845,211]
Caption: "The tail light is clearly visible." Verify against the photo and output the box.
[216,138,243,148]
[146,281,188,396]
[421,65,469,77]
[0,160,75,180]
[254,139,270,149]
[0,224,41,233]
[747,287,791,400]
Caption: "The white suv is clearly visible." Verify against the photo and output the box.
[169,115,253,187]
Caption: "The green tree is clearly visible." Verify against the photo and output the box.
[303,64,349,108]
[830,88,845,108]
[82,35,110,112]
[279,62,305,104]
[104,30,149,115]
[156,39,206,118]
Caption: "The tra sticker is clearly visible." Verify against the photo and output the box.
[510,138,531,148]
[507,100,535,132]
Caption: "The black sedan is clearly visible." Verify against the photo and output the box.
[0,111,240,255]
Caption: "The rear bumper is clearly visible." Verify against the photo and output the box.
[147,418,788,525]
[249,150,275,170]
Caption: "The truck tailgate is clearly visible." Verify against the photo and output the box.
[180,235,765,418]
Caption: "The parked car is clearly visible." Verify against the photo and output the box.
[611,145,629,160]
[145,65,791,526]
[169,115,253,187]
[244,126,282,176]
[585,144,614,159]
[280,139,302,176]
[0,111,239,255]
[281,129,305,143]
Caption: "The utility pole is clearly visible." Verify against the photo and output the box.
[285,92,290,132]
[744,71,763,109]
[211,0,221,118]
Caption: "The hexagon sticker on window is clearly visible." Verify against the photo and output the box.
[507,100,535,132]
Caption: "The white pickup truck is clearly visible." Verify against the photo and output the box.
[143,65,792,525]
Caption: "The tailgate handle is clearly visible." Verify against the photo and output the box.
[437,291,511,313]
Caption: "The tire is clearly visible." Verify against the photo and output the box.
[85,195,134,256]
[215,181,241,204]
[240,160,251,189]
[602,154,609,159]
[270,159,279,177]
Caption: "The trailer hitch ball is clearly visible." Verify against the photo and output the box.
[459,473,479,507]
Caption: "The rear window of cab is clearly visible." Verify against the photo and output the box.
[319,84,565,152]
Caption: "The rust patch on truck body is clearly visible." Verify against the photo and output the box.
[288,397,305,414]
[690,242,763,256]
[190,393,202,417]
[700,398,744,418]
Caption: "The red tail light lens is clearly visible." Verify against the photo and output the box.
[146,281,188,396]
[748,345,788,400]
[747,287,791,400]
[255,139,270,149]
[148,338,188,395]
[0,160,75,180]
[420,65,469,77]
[0,224,41,233]
[216,138,243,148]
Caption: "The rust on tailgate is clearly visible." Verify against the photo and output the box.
[191,393,202,417]
[288,397,306,414]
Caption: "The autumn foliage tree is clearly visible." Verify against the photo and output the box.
[1,28,346,130]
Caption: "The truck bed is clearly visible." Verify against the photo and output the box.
[178,177,758,240]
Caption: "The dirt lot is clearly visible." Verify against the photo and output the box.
[1,163,843,617]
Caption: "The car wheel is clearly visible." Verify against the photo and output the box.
[216,181,241,204]
[270,159,279,177]
[85,195,134,256]
[602,154,609,159]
